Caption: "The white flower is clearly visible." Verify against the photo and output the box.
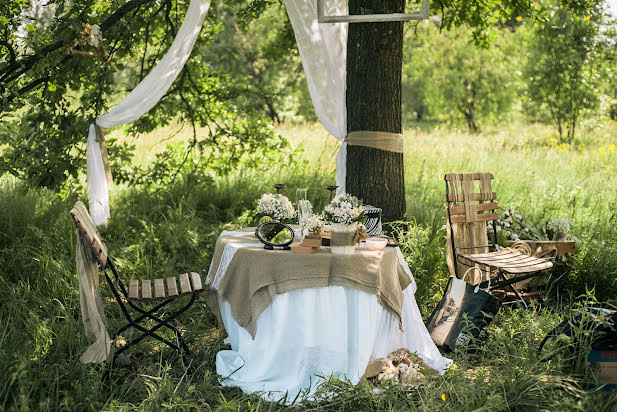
[322,193,364,224]
[89,24,102,47]
[257,193,296,220]
[299,213,323,231]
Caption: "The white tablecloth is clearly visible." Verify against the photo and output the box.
[211,230,451,402]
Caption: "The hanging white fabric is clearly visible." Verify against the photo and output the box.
[285,0,349,194]
[87,0,211,226]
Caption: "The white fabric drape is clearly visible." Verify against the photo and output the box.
[87,0,211,226]
[217,285,451,403]
[285,0,349,194]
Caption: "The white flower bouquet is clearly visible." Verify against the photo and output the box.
[299,213,323,233]
[257,193,296,221]
[322,193,366,225]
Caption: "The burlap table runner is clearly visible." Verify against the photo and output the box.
[206,228,411,338]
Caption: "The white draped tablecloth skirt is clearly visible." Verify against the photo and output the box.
[216,284,451,402]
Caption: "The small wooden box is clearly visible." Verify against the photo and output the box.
[291,244,320,254]
[302,235,322,248]
[588,349,617,389]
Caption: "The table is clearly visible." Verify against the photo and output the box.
[207,228,450,402]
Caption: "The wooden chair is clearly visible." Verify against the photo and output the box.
[70,201,203,359]
[445,173,553,302]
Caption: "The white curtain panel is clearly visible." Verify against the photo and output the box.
[87,0,211,226]
[285,0,349,194]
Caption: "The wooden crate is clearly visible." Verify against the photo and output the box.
[505,240,575,257]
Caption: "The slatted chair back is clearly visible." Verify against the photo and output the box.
[445,172,498,281]
[70,201,108,268]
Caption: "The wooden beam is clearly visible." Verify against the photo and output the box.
[317,0,429,23]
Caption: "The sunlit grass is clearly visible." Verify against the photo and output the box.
[2,120,617,410]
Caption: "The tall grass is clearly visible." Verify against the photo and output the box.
[1,121,617,410]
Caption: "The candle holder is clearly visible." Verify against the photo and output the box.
[325,185,339,202]
[273,183,287,194]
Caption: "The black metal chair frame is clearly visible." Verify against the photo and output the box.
[445,179,543,304]
[101,255,197,359]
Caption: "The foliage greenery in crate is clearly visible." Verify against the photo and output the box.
[488,207,549,243]
[490,208,575,244]
[546,218,573,240]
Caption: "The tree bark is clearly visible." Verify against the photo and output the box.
[345,0,406,222]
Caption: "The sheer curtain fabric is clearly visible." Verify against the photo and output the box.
[285,0,349,194]
[87,0,211,225]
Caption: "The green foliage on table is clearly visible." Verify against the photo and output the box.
[523,0,616,143]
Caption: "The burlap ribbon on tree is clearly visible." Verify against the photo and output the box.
[344,131,404,153]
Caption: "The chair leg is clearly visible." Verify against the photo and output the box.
[111,294,197,358]
[508,284,528,309]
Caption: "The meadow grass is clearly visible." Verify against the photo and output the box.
[1,121,617,410]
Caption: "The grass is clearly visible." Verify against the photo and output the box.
[1,120,617,410]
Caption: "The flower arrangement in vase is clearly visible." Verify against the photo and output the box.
[323,193,367,254]
[300,213,324,236]
[257,193,296,222]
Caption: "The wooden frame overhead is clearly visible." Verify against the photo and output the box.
[317,0,430,23]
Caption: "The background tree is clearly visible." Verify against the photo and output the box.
[404,22,522,132]
[524,1,609,143]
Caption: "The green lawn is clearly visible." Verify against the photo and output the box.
[1,121,616,410]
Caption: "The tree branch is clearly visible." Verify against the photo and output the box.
[0,0,156,86]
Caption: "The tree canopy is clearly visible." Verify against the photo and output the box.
[0,0,609,189]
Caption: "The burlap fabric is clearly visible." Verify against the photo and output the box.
[76,229,111,363]
[206,229,411,338]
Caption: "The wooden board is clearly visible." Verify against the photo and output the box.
[178,273,192,296]
[154,278,165,300]
[291,244,320,254]
[70,201,108,267]
[449,202,499,216]
[445,172,494,181]
[447,192,497,202]
[190,272,203,292]
[450,212,499,224]
[141,279,152,301]
[128,279,139,301]
[501,261,553,274]
[166,277,179,298]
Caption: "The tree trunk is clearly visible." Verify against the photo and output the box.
[345,0,406,222]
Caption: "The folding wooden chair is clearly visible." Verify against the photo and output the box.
[445,173,553,304]
[70,201,203,360]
